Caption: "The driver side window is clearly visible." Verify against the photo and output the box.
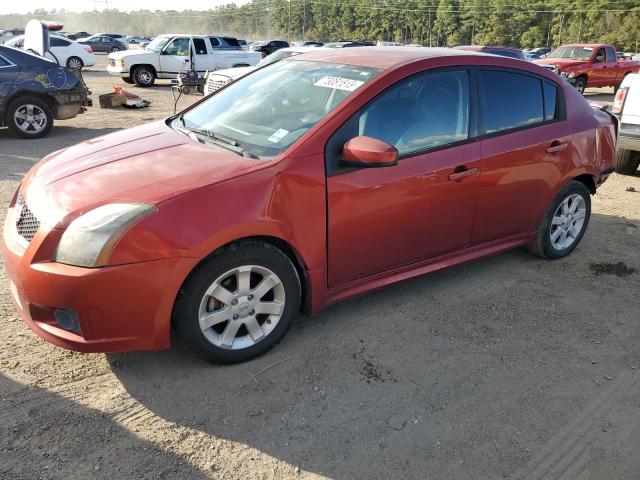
[164,37,190,56]
[355,69,470,157]
[594,48,606,63]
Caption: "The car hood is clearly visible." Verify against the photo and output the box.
[212,66,255,79]
[533,58,584,68]
[23,121,268,228]
[108,49,154,62]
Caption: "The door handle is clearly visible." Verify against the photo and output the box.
[448,167,478,181]
[546,141,568,154]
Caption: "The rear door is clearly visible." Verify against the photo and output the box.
[472,68,570,244]
[191,37,213,73]
[327,68,481,286]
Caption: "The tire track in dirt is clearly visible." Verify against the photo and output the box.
[512,368,640,480]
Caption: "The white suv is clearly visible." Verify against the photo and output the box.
[107,34,261,87]
[612,73,640,174]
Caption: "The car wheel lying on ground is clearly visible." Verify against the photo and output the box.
[1,48,616,363]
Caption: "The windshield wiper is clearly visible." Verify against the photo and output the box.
[176,122,259,159]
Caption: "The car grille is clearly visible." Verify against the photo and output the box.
[15,192,40,243]
[205,75,232,95]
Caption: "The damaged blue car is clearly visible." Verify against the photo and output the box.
[0,20,90,139]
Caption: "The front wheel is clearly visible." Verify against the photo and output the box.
[132,66,155,87]
[6,96,53,139]
[527,181,591,259]
[574,75,587,95]
[614,148,640,175]
[174,241,301,363]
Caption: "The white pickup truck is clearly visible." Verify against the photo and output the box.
[107,34,261,87]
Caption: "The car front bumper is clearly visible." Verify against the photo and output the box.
[106,64,130,76]
[2,206,189,353]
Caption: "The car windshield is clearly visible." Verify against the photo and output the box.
[178,60,379,158]
[547,46,593,60]
[145,37,170,52]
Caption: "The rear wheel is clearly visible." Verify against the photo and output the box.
[132,66,155,87]
[615,148,640,175]
[174,241,301,363]
[66,56,84,69]
[111,46,119,53]
[527,181,591,259]
[6,96,53,139]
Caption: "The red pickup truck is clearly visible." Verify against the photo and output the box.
[534,44,640,94]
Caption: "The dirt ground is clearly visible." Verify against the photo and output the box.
[1,55,640,480]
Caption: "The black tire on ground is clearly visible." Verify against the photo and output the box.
[574,75,587,95]
[122,77,134,84]
[6,96,54,139]
[66,56,84,69]
[132,66,155,87]
[111,46,120,52]
[173,241,301,364]
[526,180,591,259]
[614,148,640,175]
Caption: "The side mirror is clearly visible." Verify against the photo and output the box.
[341,136,398,168]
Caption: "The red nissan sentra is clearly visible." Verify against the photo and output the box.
[2,48,616,363]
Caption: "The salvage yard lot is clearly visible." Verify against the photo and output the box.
[1,55,640,479]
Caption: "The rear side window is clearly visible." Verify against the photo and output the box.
[355,69,470,156]
[209,37,220,48]
[605,46,616,62]
[480,70,544,134]
[223,37,240,47]
[193,38,207,55]
[0,55,11,67]
[51,37,70,47]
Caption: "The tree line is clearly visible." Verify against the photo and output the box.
[1,1,639,51]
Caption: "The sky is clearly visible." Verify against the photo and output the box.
[0,0,249,14]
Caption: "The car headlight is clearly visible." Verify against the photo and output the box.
[567,72,576,78]
[53,203,156,268]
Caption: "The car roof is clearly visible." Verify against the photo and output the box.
[288,46,485,69]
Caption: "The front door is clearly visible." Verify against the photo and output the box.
[589,47,609,87]
[326,69,480,286]
[159,37,191,75]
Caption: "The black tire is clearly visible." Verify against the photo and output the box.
[574,75,587,95]
[122,77,135,84]
[6,96,53,139]
[132,66,155,87]
[111,46,120,53]
[66,56,84,69]
[615,148,640,175]
[527,180,591,259]
[174,241,301,364]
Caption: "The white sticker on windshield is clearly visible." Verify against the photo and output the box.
[268,128,289,143]
[314,76,365,91]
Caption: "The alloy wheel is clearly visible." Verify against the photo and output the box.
[198,265,286,350]
[67,57,83,69]
[137,69,152,85]
[13,104,48,134]
[549,193,586,250]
